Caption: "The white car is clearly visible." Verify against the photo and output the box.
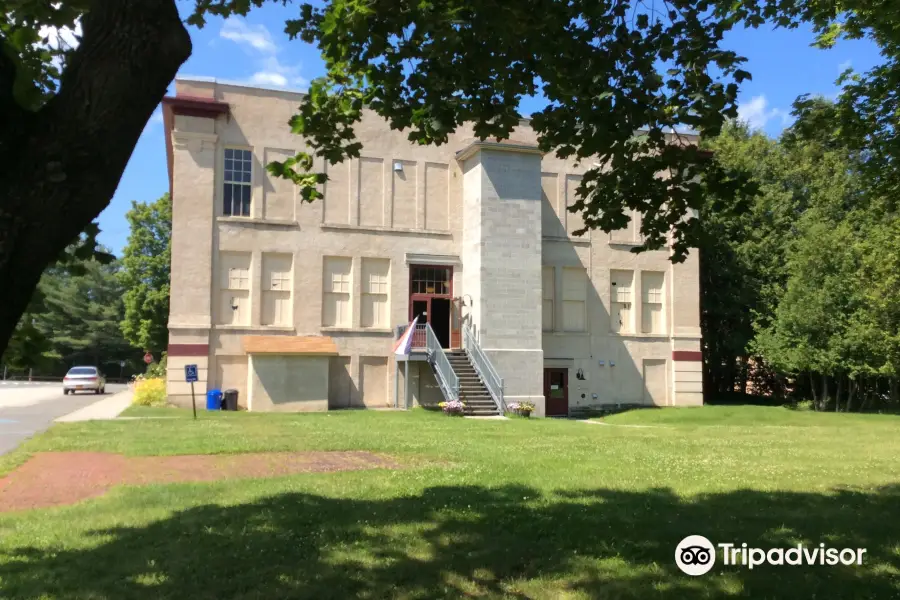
[63,366,107,395]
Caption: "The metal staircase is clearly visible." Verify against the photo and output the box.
[405,321,505,416]
[447,351,501,416]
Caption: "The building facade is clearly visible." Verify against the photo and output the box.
[163,77,703,416]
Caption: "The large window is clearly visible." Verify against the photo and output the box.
[262,254,293,327]
[361,258,390,328]
[610,269,634,333]
[542,267,555,331]
[562,267,587,332]
[410,266,450,295]
[223,148,252,217]
[219,252,251,325]
[323,256,352,327]
[641,271,665,334]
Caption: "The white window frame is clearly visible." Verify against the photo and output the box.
[323,257,352,327]
[562,267,587,332]
[361,258,390,328]
[223,148,252,217]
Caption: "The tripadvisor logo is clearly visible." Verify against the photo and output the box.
[675,535,867,576]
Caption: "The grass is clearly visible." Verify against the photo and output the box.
[0,406,898,598]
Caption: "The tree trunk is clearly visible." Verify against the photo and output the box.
[891,377,899,406]
[0,0,191,357]
[809,372,818,408]
[860,376,872,412]
[846,378,856,412]
[835,373,843,413]
[821,374,829,411]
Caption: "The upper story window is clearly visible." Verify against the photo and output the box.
[641,271,666,334]
[224,148,252,217]
[610,269,634,333]
[542,267,555,331]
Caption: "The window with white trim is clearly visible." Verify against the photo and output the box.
[610,269,634,333]
[262,254,293,327]
[562,267,587,332]
[542,266,554,331]
[641,271,665,334]
[223,148,252,217]
[323,256,352,327]
[361,258,390,328]
[218,252,251,326]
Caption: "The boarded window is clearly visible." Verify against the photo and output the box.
[323,256,352,327]
[542,266,555,331]
[610,210,638,243]
[562,267,587,332]
[610,269,634,333]
[262,253,293,327]
[361,258,390,328]
[641,271,665,334]
[219,252,251,325]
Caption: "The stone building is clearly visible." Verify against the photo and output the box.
[162,76,703,416]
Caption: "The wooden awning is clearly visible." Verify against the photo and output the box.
[241,335,339,356]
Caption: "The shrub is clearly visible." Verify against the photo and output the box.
[439,400,466,416]
[144,353,168,379]
[132,377,168,407]
[507,401,535,416]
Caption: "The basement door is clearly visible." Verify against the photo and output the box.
[544,368,569,416]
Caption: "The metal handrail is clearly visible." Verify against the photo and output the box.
[425,323,459,401]
[463,323,505,413]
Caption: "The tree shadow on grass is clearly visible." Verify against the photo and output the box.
[1,484,899,599]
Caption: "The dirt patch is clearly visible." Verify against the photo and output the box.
[0,451,399,512]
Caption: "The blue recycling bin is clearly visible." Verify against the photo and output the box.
[206,389,223,411]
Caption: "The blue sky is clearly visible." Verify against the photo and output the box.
[97,6,883,254]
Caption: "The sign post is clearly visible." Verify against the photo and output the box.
[185,364,199,420]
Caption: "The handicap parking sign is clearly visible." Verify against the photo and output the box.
[184,364,199,383]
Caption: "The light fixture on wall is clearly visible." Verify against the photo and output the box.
[393,161,404,172]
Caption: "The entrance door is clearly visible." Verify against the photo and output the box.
[544,368,569,416]
[409,265,454,349]
[431,298,450,348]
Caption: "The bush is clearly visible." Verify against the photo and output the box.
[144,353,168,379]
[132,377,168,407]
[438,400,466,416]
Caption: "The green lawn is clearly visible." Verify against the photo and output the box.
[0,406,899,599]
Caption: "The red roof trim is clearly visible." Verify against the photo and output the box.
[168,344,210,357]
[162,95,230,118]
[672,350,703,362]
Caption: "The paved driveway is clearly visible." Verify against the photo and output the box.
[0,383,126,455]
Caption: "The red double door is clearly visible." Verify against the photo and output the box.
[408,265,459,349]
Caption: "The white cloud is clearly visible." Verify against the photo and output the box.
[838,59,853,73]
[737,95,792,131]
[219,19,307,90]
[220,18,277,53]
[249,56,308,89]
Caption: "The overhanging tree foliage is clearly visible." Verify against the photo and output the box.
[1,0,897,360]
[1,246,139,376]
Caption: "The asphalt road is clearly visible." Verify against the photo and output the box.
[0,382,126,455]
